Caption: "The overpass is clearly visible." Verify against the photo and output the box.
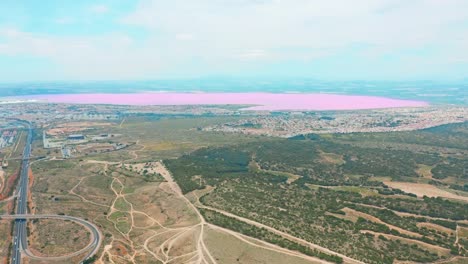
[3,214,102,262]
[8,124,101,264]
[10,124,33,264]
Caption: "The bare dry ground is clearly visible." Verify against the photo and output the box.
[384,181,468,202]
[204,225,324,264]
[438,257,468,264]
[93,158,329,264]
[0,169,4,193]
[416,164,434,179]
[416,222,455,236]
[0,219,12,262]
[30,157,204,263]
[319,151,345,165]
[24,118,467,264]
[28,219,90,257]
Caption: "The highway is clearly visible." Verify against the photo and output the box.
[11,124,32,264]
[3,214,102,262]
[9,124,101,264]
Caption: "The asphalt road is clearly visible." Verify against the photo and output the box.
[11,125,32,264]
[3,214,102,262]
[9,125,101,264]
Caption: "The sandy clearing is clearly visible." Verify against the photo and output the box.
[154,162,183,196]
[384,181,468,202]
[0,169,4,192]
[85,160,121,165]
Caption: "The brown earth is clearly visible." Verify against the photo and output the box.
[384,181,468,202]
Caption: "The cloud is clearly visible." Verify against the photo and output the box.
[1,0,468,80]
[120,0,468,56]
[0,28,164,80]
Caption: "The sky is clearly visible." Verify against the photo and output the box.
[0,0,467,82]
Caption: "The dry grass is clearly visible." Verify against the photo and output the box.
[251,160,302,184]
[60,122,112,128]
[28,219,90,257]
[0,219,12,261]
[341,207,423,238]
[319,151,345,165]
[361,230,451,256]
[416,164,434,179]
[125,182,199,228]
[459,227,468,238]
[30,156,202,263]
[116,117,266,160]
[204,225,322,264]
[417,222,455,235]
[384,181,468,202]
[264,169,302,184]
[122,161,165,178]
[437,257,468,264]
[306,184,378,197]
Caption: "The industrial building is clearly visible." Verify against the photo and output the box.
[67,134,85,140]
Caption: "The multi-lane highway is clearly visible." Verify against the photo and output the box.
[8,124,101,264]
[3,214,101,262]
[11,124,32,264]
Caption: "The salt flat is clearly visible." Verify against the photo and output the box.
[25,93,428,111]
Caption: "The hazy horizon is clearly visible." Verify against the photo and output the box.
[1,0,468,82]
[0,78,466,106]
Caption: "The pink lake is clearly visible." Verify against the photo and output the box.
[27,93,428,111]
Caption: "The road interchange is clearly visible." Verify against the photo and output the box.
[2,214,102,262]
[7,124,102,264]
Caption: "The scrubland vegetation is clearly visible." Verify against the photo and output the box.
[14,116,466,263]
[166,122,468,263]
